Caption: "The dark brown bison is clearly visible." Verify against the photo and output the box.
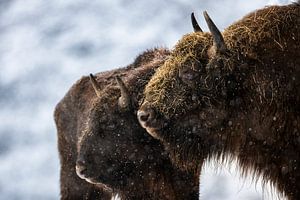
[54,48,200,200]
[138,3,300,200]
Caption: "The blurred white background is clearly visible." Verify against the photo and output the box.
[0,0,292,199]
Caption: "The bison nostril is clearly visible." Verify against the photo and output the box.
[137,110,150,123]
[76,158,87,177]
[140,113,150,122]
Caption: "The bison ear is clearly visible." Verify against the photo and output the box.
[191,12,203,32]
[203,11,227,54]
[115,76,132,111]
[89,73,102,97]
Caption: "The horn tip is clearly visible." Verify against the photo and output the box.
[191,12,196,22]
[203,11,209,19]
[89,73,95,79]
[191,12,203,32]
[202,11,227,53]
[89,73,98,83]
[89,73,102,97]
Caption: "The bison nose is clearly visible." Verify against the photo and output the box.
[76,158,87,179]
[137,107,156,128]
[137,110,150,123]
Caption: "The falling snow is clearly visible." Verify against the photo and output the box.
[0,0,291,199]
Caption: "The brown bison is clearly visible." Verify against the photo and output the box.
[138,2,300,200]
[54,48,200,200]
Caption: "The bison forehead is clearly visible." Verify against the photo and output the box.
[172,32,212,57]
[142,32,213,119]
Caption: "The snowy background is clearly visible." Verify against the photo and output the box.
[0,0,292,199]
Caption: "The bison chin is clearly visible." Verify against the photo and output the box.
[75,154,138,191]
[75,164,113,192]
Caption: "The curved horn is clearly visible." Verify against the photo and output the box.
[89,73,102,98]
[191,12,203,32]
[115,76,131,110]
[203,11,227,53]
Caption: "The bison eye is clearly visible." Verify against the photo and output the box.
[178,66,200,86]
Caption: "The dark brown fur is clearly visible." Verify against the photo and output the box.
[54,48,200,199]
[139,3,300,200]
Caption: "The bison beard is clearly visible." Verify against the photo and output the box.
[139,2,300,200]
[54,48,200,200]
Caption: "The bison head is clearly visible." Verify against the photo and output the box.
[76,74,167,191]
[138,12,234,140]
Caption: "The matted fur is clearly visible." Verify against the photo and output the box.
[144,32,212,118]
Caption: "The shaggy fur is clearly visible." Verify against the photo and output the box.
[143,32,212,119]
[139,3,300,200]
[54,48,200,200]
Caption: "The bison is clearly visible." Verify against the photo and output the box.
[54,48,200,200]
[138,2,300,200]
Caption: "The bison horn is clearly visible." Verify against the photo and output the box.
[191,12,203,32]
[89,73,102,98]
[203,11,227,53]
[115,76,131,110]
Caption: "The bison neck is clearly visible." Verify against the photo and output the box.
[118,161,199,200]
[161,105,299,199]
